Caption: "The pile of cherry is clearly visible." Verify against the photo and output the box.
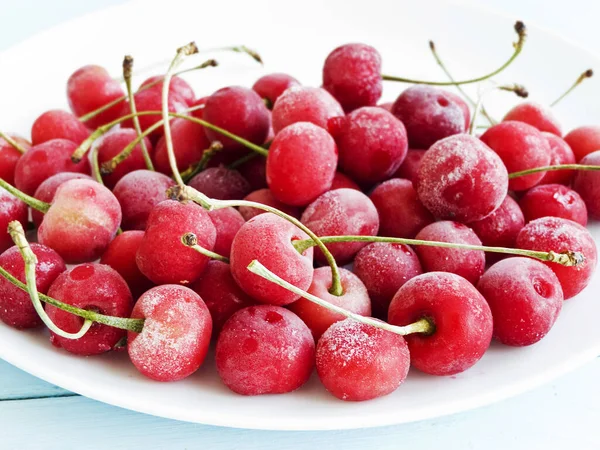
[1,22,600,402]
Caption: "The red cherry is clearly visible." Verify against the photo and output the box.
[538,133,576,185]
[238,188,301,221]
[252,73,300,106]
[391,86,469,149]
[322,43,383,112]
[112,170,175,231]
[236,155,267,191]
[289,267,371,339]
[388,272,493,376]
[0,134,30,185]
[573,151,600,219]
[154,117,210,175]
[46,263,133,356]
[31,110,91,146]
[516,217,597,299]
[216,305,315,395]
[480,121,551,191]
[301,188,379,265]
[207,207,245,258]
[502,102,562,136]
[564,125,600,161]
[415,134,508,222]
[229,213,314,305]
[38,179,122,264]
[128,284,212,381]
[14,139,91,195]
[96,129,153,188]
[188,166,251,201]
[0,243,66,329]
[393,148,426,183]
[316,319,409,401]
[477,257,563,346]
[328,107,408,184]
[468,195,525,250]
[100,231,153,298]
[0,190,28,253]
[67,65,126,129]
[519,184,588,226]
[415,221,486,285]
[353,242,423,320]
[267,122,338,206]
[370,178,434,238]
[330,172,360,191]
[139,75,195,106]
[271,86,343,134]
[136,200,217,285]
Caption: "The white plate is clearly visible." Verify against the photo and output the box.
[1,0,599,431]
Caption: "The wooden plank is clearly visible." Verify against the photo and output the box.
[0,360,72,400]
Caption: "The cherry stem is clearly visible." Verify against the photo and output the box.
[247,260,434,336]
[180,141,223,183]
[227,151,259,170]
[428,40,496,126]
[123,55,154,171]
[90,144,104,185]
[0,178,50,213]
[291,235,584,267]
[509,163,600,179]
[470,83,528,135]
[382,21,526,85]
[167,185,345,296]
[181,232,230,263]
[551,69,594,107]
[0,131,28,154]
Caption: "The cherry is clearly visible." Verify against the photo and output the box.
[229,213,314,305]
[207,207,245,258]
[289,267,371,339]
[564,125,600,161]
[271,86,343,134]
[236,155,267,191]
[238,188,301,221]
[188,166,251,200]
[0,243,66,329]
[573,151,600,219]
[96,129,154,188]
[267,122,338,206]
[538,133,576,185]
[216,305,315,395]
[327,107,408,184]
[38,179,122,263]
[370,178,434,238]
[469,195,525,250]
[415,134,508,222]
[0,134,30,185]
[0,191,27,253]
[481,121,551,191]
[202,86,270,151]
[112,170,175,231]
[154,117,211,175]
[388,272,493,376]
[353,242,423,320]
[31,110,91,146]
[322,43,383,112]
[519,184,588,226]
[393,148,426,183]
[502,102,562,136]
[516,217,597,299]
[252,73,300,107]
[67,65,126,129]
[14,139,91,195]
[46,263,133,356]
[477,257,563,346]
[316,319,409,401]
[139,75,196,106]
[301,188,379,265]
[136,200,217,285]
[330,172,360,191]
[415,221,486,285]
[391,86,469,149]
[100,231,153,298]
[128,284,212,381]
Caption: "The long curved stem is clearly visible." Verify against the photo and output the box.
[470,83,528,135]
[509,164,600,179]
[0,131,28,154]
[181,233,230,263]
[551,69,594,107]
[90,144,104,185]
[0,178,50,213]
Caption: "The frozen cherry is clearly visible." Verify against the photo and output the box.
[188,166,251,201]
[216,305,314,395]
[370,178,434,238]
[564,125,600,161]
[469,195,525,250]
[31,110,91,146]
[393,149,426,183]
[516,217,597,299]
[139,75,195,106]
[0,134,30,185]
[289,267,371,339]
[388,272,493,376]
[415,134,508,222]
[502,102,562,136]
[573,151,600,219]
[330,172,360,191]
[229,213,314,305]
[322,43,383,112]
[46,263,133,356]
[477,257,563,346]
[301,188,379,264]
[316,319,409,401]
[238,188,301,221]
[539,133,576,185]
[415,221,486,285]
[519,184,588,226]
[327,107,408,184]
[0,191,27,253]
[154,118,210,175]
[252,73,300,107]
[267,122,337,206]
[0,243,66,329]
[207,207,245,258]
[128,284,212,381]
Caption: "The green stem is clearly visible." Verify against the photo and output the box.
[90,144,104,185]
[509,164,600,179]
[0,178,50,213]
[0,131,28,154]
[181,233,230,263]
[470,83,528,135]
[228,152,259,170]
[180,141,223,183]
[551,69,594,107]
